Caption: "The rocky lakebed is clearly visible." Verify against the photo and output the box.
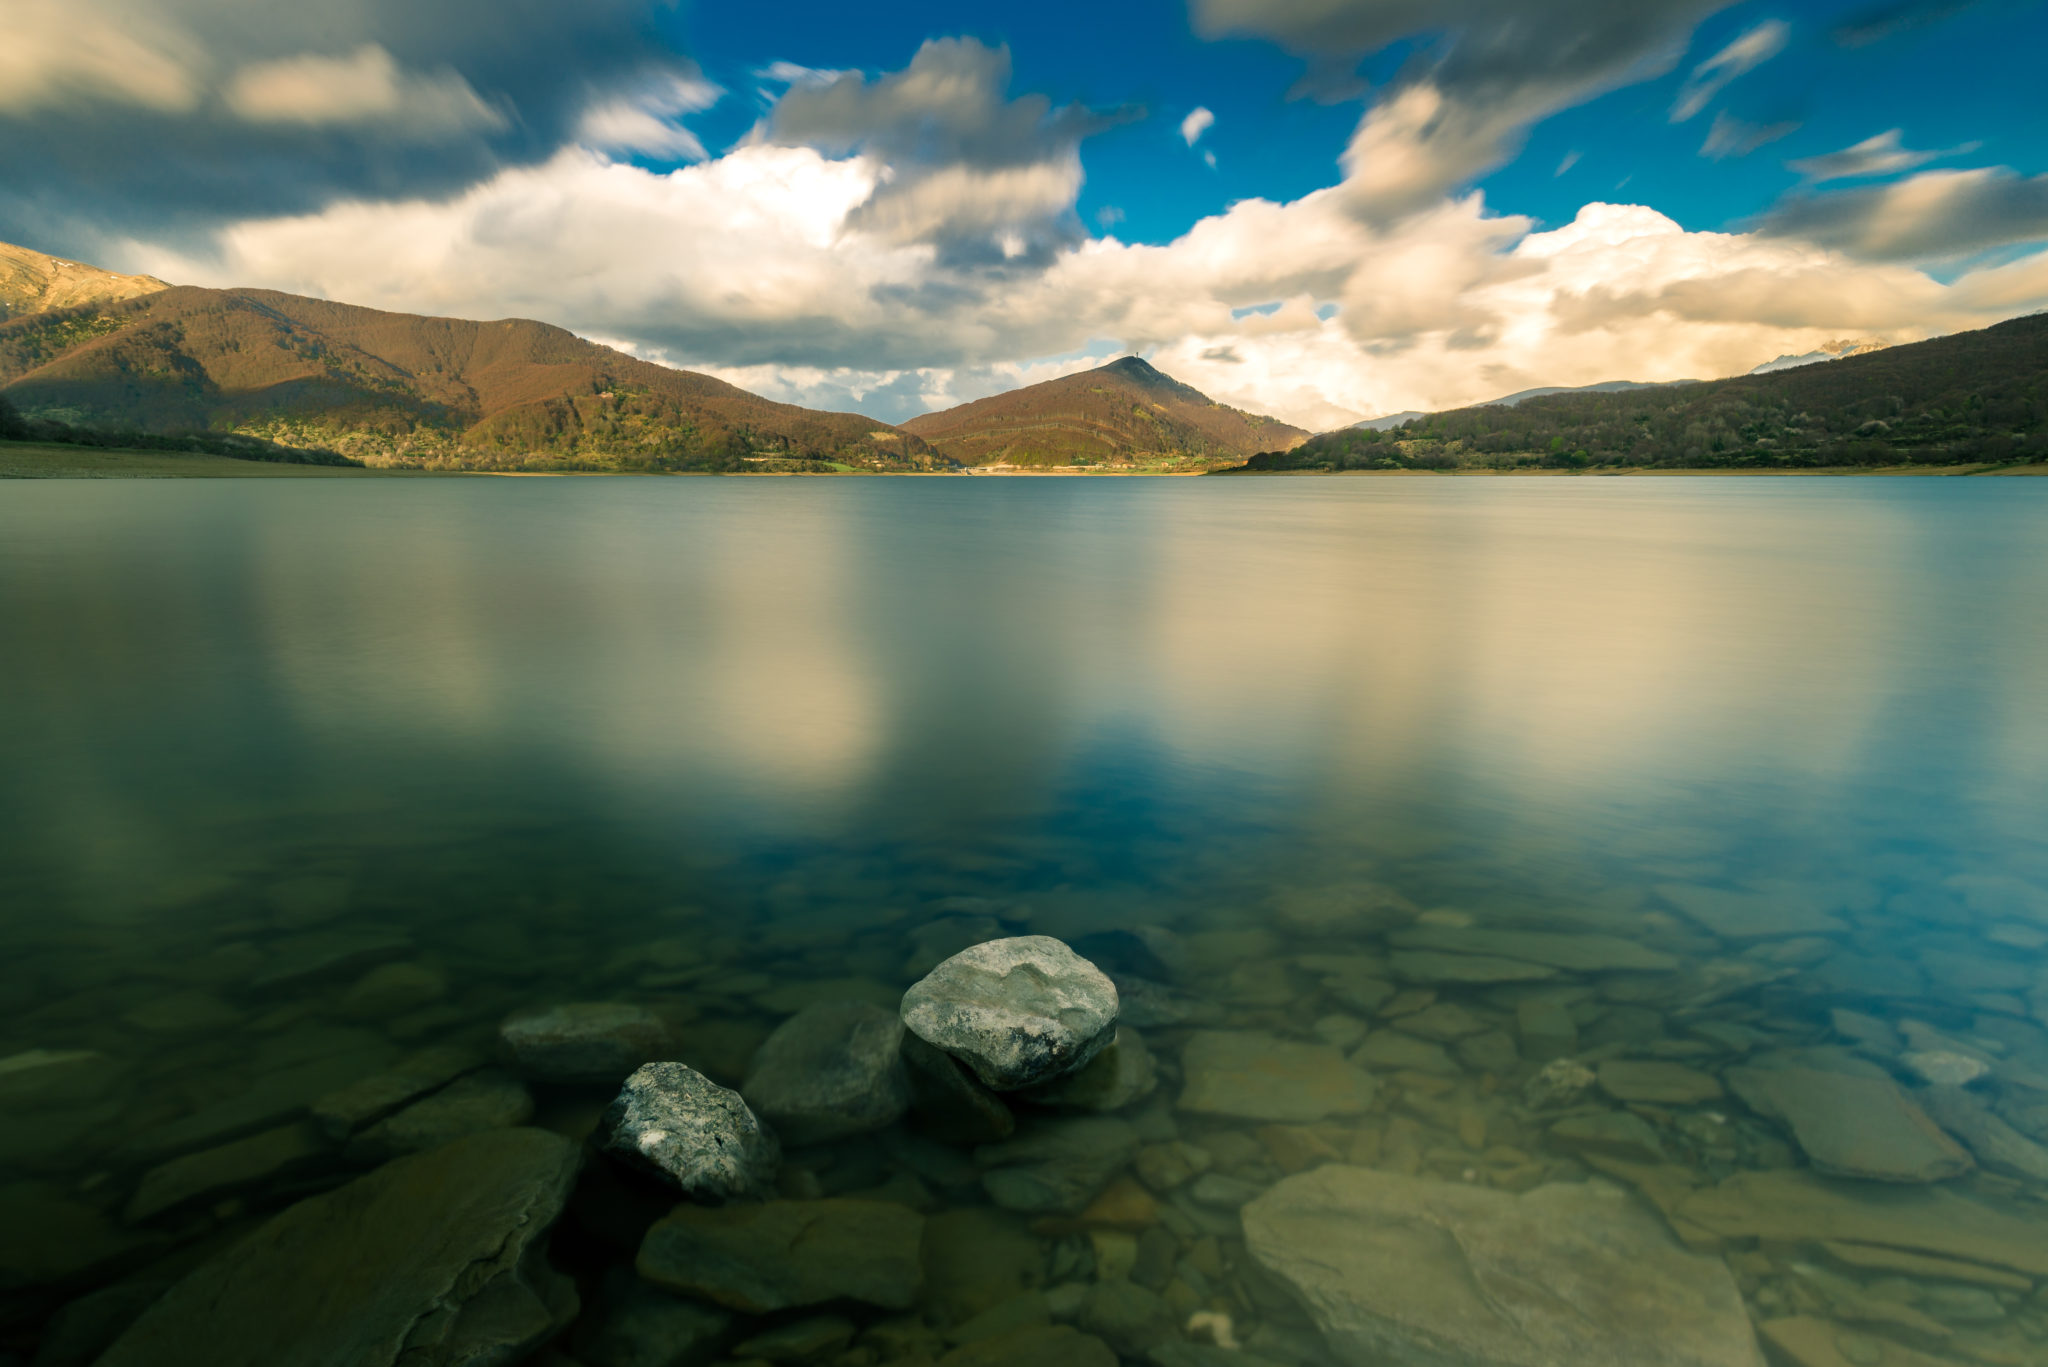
[5,880,2048,1367]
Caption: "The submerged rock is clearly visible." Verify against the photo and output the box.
[1243,1166,1764,1367]
[1919,1084,2048,1182]
[1676,1168,2048,1277]
[901,937,1119,1091]
[1598,1060,1723,1105]
[638,1198,925,1312]
[310,1043,487,1139]
[1523,1058,1597,1109]
[902,1032,1016,1142]
[741,1001,909,1145]
[1388,950,1557,985]
[126,1121,329,1222]
[501,1002,672,1084]
[599,1061,780,1200]
[976,1116,1140,1214]
[345,1069,534,1163]
[570,1266,734,1367]
[95,1128,582,1367]
[1726,1065,1971,1183]
[1180,1031,1376,1122]
[1021,1029,1157,1112]
[1390,925,1679,973]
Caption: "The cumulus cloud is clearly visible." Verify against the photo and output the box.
[136,120,2046,433]
[0,0,685,243]
[1671,20,1789,122]
[1192,0,1731,222]
[224,46,505,138]
[758,38,1137,263]
[1181,107,1216,146]
[1786,128,1953,182]
[1758,166,2048,260]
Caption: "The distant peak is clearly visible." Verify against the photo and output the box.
[1101,355,1162,377]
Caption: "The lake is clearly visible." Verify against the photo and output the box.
[4,476,2048,1366]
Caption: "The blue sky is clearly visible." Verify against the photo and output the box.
[4,0,2045,425]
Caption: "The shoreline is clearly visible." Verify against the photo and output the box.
[7,441,2045,480]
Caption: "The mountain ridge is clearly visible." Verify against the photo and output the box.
[0,275,944,472]
[903,355,1309,468]
[0,241,168,321]
[1237,311,2046,472]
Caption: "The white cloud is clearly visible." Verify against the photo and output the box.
[1181,107,1215,146]
[138,130,2048,434]
[224,45,504,137]
[1787,128,1950,182]
[1671,19,1789,122]
[1701,111,1799,160]
[576,72,722,160]
[0,0,200,114]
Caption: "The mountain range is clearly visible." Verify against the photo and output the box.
[0,240,1309,472]
[1240,311,2046,472]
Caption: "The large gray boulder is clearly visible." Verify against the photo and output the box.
[1242,1166,1763,1367]
[94,1127,582,1367]
[901,937,1118,1091]
[600,1061,780,1200]
[741,1001,909,1146]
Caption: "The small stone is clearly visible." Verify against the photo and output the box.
[1189,1174,1266,1209]
[1079,1176,1159,1229]
[500,1003,671,1084]
[901,937,1120,1091]
[902,1032,1016,1143]
[1524,1058,1597,1109]
[310,1043,487,1138]
[1311,1013,1370,1051]
[1549,1111,1668,1164]
[1022,1030,1157,1112]
[1178,1031,1376,1121]
[346,1070,534,1163]
[977,1117,1141,1214]
[1830,1009,1903,1054]
[637,1198,925,1312]
[741,1001,909,1145]
[1919,1084,2048,1182]
[126,1121,328,1222]
[1269,883,1415,937]
[733,1315,858,1363]
[1397,1003,1488,1041]
[1456,1030,1520,1077]
[570,1267,734,1367]
[1350,1030,1460,1077]
[1599,1060,1723,1105]
[1322,978,1398,1015]
[1134,1141,1212,1192]
[1900,1050,1990,1088]
[1517,999,1580,1061]
[948,1292,1053,1345]
[1389,951,1558,985]
[598,1061,779,1200]
[1080,1279,1173,1358]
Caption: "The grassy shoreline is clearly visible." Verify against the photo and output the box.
[7,441,2046,480]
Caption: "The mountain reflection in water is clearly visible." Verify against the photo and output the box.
[2,477,2046,1366]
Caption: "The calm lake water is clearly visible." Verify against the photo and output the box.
[4,477,2048,1367]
